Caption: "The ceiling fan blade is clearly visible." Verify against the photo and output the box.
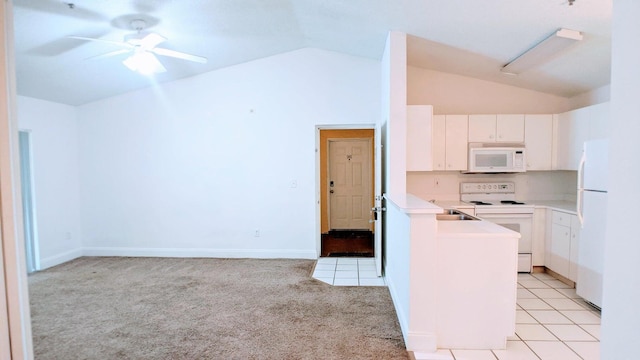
[69,36,133,49]
[151,48,208,64]
[122,52,167,75]
[85,49,132,61]
[140,33,167,49]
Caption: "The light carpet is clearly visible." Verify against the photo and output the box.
[28,257,408,359]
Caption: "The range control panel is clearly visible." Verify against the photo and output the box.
[461,182,515,194]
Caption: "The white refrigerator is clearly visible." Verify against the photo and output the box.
[576,139,608,309]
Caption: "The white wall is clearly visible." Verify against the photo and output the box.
[76,48,380,258]
[568,85,611,110]
[601,1,640,358]
[383,31,408,196]
[17,96,83,268]
[407,67,571,114]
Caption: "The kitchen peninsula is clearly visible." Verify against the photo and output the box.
[384,193,519,352]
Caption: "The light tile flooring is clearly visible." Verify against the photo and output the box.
[414,272,601,360]
[312,257,386,286]
[312,260,601,359]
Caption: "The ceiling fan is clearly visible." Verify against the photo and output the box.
[70,19,207,75]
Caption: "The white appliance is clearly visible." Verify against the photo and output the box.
[576,139,608,309]
[461,182,534,272]
[466,144,526,173]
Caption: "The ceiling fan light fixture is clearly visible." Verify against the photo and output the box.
[123,51,166,75]
[501,28,583,75]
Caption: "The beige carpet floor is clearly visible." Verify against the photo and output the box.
[28,257,408,359]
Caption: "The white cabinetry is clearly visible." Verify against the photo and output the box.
[468,115,496,142]
[497,114,525,142]
[406,105,433,171]
[469,114,524,143]
[569,215,581,282]
[532,207,547,266]
[524,114,553,170]
[554,111,588,170]
[547,210,580,281]
[433,115,468,171]
[553,102,610,170]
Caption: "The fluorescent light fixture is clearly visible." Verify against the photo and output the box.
[501,28,583,75]
[122,51,167,75]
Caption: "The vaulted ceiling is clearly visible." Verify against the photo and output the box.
[13,0,612,106]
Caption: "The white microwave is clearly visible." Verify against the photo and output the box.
[466,144,526,173]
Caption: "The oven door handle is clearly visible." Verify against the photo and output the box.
[476,213,533,219]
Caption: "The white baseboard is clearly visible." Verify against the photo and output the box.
[385,275,409,344]
[386,273,437,354]
[39,248,83,270]
[81,247,318,259]
[407,331,437,354]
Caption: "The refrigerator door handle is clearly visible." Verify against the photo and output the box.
[577,151,586,226]
[577,189,584,225]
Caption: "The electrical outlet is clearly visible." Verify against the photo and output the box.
[290,180,297,188]
[434,178,440,187]
[255,230,260,237]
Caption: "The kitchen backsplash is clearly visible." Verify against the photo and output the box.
[407,171,578,202]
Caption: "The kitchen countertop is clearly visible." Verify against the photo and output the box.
[385,193,443,214]
[433,200,475,209]
[526,200,577,214]
[434,199,577,214]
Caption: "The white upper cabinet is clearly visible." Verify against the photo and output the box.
[432,115,446,171]
[444,115,469,171]
[432,115,468,171]
[406,105,433,171]
[588,102,610,140]
[524,114,553,170]
[553,102,609,170]
[497,114,525,142]
[406,109,467,172]
[469,114,524,143]
[554,110,587,170]
[468,114,496,142]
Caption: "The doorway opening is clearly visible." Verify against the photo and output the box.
[319,129,375,257]
[19,130,39,273]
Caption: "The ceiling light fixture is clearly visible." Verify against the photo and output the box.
[500,28,583,75]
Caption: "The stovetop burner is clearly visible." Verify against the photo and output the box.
[470,201,493,205]
[500,200,526,205]
[461,182,534,214]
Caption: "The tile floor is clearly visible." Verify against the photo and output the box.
[413,272,601,360]
[312,257,386,286]
[312,259,601,359]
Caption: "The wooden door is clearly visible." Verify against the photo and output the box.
[328,139,372,230]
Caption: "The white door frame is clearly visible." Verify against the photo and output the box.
[315,124,382,276]
[1,0,35,358]
[18,130,40,273]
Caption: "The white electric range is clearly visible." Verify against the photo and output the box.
[461,182,534,273]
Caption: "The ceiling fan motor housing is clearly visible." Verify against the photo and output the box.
[130,19,147,31]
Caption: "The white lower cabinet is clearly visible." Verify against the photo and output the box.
[531,207,547,266]
[546,210,580,281]
[568,215,581,282]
